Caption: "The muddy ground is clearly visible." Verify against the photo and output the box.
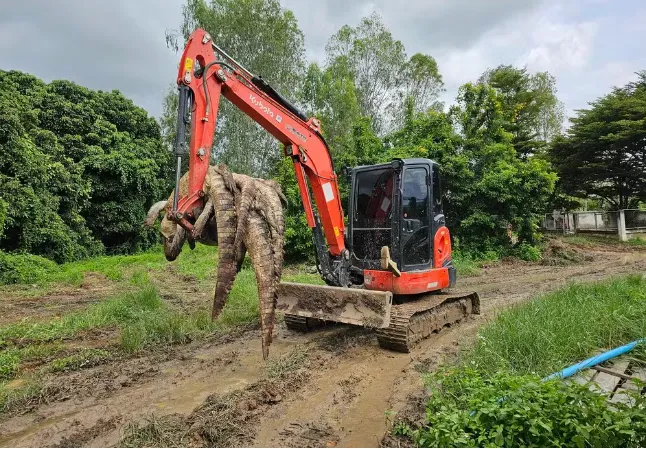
[1,238,645,447]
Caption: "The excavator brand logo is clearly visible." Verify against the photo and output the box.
[286,125,307,142]
[249,94,274,118]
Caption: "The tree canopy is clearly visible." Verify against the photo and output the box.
[385,83,556,253]
[479,65,564,157]
[325,12,444,135]
[0,70,170,262]
[550,72,646,209]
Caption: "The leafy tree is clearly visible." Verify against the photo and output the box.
[550,72,646,209]
[479,65,564,157]
[0,70,169,262]
[165,0,306,176]
[325,12,443,134]
[384,83,556,253]
[0,199,6,239]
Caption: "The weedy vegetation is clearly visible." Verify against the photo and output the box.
[397,275,646,447]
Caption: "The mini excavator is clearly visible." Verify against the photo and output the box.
[169,28,479,352]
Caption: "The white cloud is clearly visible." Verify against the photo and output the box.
[523,20,599,71]
[0,0,642,124]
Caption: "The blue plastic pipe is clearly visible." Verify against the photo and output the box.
[542,338,645,381]
[469,338,645,417]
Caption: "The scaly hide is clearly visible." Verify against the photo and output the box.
[145,165,285,359]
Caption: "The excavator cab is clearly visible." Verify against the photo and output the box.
[280,158,475,351]
[348,158,450,277]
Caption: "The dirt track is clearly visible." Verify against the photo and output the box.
[1,240,645,447]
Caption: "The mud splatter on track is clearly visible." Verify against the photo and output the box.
[1,241,645,447]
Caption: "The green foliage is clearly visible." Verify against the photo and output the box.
[275,158,314,262]
[0,352,19,381]
[512,242,542,262]
[0,70,170,263]
[450,251,483,277]
[399,368,646,448]
[0,198,6,239]
[0,377,43,414]
[384,83,556,253]
[0,344,63,381]
[399,275,646,447]
[479,65,564,157]
[468,275,646,376]
[0,251,58,285]
[550,72,646,209]
[325,12,443,134]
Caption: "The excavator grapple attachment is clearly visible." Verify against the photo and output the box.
[278,282,393,329]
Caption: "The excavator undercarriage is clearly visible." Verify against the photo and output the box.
[279,282,480,352]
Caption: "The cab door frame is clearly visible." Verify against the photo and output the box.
[398,161,433,272]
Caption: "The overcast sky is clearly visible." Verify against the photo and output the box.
[1,0,644,123]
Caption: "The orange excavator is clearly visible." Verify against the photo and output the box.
[169,28,479,352]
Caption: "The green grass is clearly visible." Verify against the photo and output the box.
[0,344,63,381]
[0,244,226,288]
[0,281,260,355]
[47,349,114,373]
[398,274,646,447]
[452,253,483,277]
[467,274,646,376]
[281,271,325,284]
[0,377,43,414]
[0,274,262,382]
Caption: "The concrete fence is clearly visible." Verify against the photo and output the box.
[541,209,646,241]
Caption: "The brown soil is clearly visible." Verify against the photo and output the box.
[1,240,645,447]
[0,273,118,327]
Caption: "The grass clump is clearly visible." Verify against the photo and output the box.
[0,252,58,285]
[0,279,257,364]
[0,344,63,381]
[47,349,113,373]
[468,274,646,376]
[451,253,482,277]
[266,349,308,379]
[0,377,44,414]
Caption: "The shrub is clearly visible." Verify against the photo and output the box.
[513,242,542,262]
[398,368,646,447]
[0,251,58,285]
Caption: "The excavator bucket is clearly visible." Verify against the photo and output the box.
[277,282,393,329]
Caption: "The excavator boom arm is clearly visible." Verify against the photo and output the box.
[171,28,346,257]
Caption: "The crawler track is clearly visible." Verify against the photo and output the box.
[284,314,326,332]
[376,292,480,352]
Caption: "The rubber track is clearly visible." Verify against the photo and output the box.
[284,314,325,332]
[376,291,480,352]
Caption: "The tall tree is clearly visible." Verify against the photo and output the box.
[165,0,306,176]
[550,72,646,209]
[0,70,169,262]
[384,83,556,252]
[325,12,443,134]
[479,65,564,157]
